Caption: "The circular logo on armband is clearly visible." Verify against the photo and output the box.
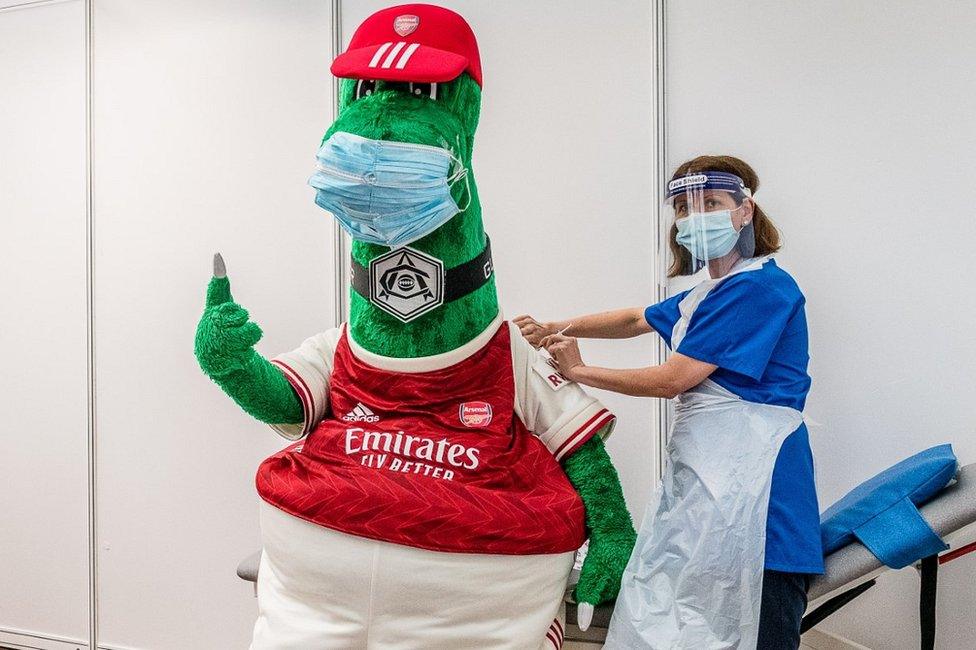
[369,247,445,322]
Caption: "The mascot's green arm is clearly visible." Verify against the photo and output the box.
[562,430,637,606]
[194,271,303,425]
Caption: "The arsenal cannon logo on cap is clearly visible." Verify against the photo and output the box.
[393,14,419,36]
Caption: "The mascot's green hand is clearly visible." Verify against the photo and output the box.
[573,529,636,629]
[562,434,638,630]
[195,253,264,379]
[193,254,303,425]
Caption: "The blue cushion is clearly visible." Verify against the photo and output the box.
[820,444,957,569]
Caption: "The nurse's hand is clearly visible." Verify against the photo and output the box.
[514,314,559,348]
[542,333,584,380]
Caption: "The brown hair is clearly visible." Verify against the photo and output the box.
[667,155,781,277]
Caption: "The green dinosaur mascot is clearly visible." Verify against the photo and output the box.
[195,5,635,648]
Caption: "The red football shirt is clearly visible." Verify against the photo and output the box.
[257,319,614,554]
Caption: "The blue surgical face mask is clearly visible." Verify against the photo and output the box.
[308,131,469,248]
[675,209,742,261]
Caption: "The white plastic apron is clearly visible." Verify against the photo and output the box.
[606,257,803,649]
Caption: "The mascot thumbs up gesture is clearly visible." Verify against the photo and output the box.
[195,5,636,648]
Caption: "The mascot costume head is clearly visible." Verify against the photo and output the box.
[195,5,636,647]
[325,4,492,355]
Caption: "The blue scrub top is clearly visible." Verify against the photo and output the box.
[645,258,824,574]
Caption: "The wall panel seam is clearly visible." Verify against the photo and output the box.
[85,0,98,647]
[331,0,346,326]
[654,0,668,480]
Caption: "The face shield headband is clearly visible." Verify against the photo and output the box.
[665,171,751,202]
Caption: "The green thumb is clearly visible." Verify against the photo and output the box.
[206,253,233,307]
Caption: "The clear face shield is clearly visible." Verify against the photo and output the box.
[665,171,757,279]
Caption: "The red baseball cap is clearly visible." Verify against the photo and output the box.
[331,4,483,88]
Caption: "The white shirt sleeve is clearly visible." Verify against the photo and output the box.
[509,322,616,461]
[267,326,343,440]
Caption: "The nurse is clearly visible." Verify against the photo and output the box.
[516,156,822,649]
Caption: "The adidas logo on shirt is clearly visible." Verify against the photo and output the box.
[342,403,380,423]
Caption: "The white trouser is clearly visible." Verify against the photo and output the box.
[251,500,572,649]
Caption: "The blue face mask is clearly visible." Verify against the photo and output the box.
[675,209,742,261]
[309,131,469,249]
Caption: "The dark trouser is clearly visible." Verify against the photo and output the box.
[757,569,812,650]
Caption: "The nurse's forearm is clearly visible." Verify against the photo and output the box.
[569,365,677,398]
[550,308,651,340]
[568,354,717,399]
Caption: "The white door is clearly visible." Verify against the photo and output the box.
[0,0,90,646]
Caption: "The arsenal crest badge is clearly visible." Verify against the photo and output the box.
[393,14,419,36]
[369,247,444,322]
[459,402,493,427]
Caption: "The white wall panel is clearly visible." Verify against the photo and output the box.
[93,1,335,648]
[342,0,660,521]
[667,2,976,648]
[0,0,89,644]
